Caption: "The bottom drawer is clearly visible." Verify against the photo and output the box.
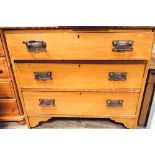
[23,91,139,116]
[0,99,19,116]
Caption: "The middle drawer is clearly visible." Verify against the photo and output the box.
[15,63,145,90]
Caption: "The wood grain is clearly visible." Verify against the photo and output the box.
[15,63,145,90]
[0,99,19,116]
[139,70,155,125]
[5,30,154,60]
[0,57,9,78]
[0,30,25,122]
[23,91,139,116]
[134,61,150,127]
[0,79,15,98]
[0,35,4,56]
[28,115,136,128]
[3,28,152,128]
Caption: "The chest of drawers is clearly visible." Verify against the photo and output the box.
[4,28,154,128]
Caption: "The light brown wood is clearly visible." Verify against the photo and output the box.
[134,61,150,127]
[15,63,145,90]
[3,28,153,129]
[0,57,9,78]
[23,91,139,116]
[0,35,4,56]
[150,31,155,69]
[0,99,19,117]
[139,70,155,125]
[110,117,135,128]
[0,30,25,123]
[150,53,155,69]
[5,30,154,60]
[28,115,135,128]
[28,115,53,128]
[18,119,26,125]
[0,79,15,98]
[0,115,25,121]
[9,59,30,127]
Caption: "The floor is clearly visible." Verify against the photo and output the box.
[0,118,127,129]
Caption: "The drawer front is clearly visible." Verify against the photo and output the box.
[0,80,15,98]
[0,57,9,78]
[23,91,139,116]
[5,30,153,60]
[0,99,19,116]
[0,36,4,56]
[15,63,145,90]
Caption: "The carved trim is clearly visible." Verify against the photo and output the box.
[28,116,53,128]
[110,117,136,129]
[28,115,136,129]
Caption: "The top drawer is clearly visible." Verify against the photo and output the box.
[5,30,154,60]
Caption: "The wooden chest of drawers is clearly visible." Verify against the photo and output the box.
[4,28,154,128]
[0,31,24,122]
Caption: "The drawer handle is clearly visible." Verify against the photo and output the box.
[39,99,55,107]
[112,40,134,51]
[23,40,47,52]
[34,72,52,81]
[0,69,3,74]
[107,100,123,108]
[109,72,127,81]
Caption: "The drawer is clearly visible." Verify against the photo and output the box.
[0,57,9,78]
[5,30,153,60]
[0,36,4,56]
[23,91,139,116]
[0,99,19,116]
[15,63,145,90]
[0,79,15,98]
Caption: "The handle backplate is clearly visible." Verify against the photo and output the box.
[23,40,47,52]
[112,40,134,51]
[107,100,123,108]
[109,72,127,81]
[34,72,52,81]
[39,99,55,107]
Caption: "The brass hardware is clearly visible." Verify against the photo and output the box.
[34,72,52,81]
[112,40,134,51]
[23,40,47,52]
[39,99,55,107]
[107,100,123,108]
[109,72,127,81]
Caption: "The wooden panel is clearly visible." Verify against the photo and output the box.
[23,91,139,116]
[138,70,155,126]
[27,115,136,128]
[0,35,4,56]
[150,53,155,69]
[0,57,9,78]
[0,99,19,116]
[0,79,15,98]
[5,30,154,60]
[15,63,145,90]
